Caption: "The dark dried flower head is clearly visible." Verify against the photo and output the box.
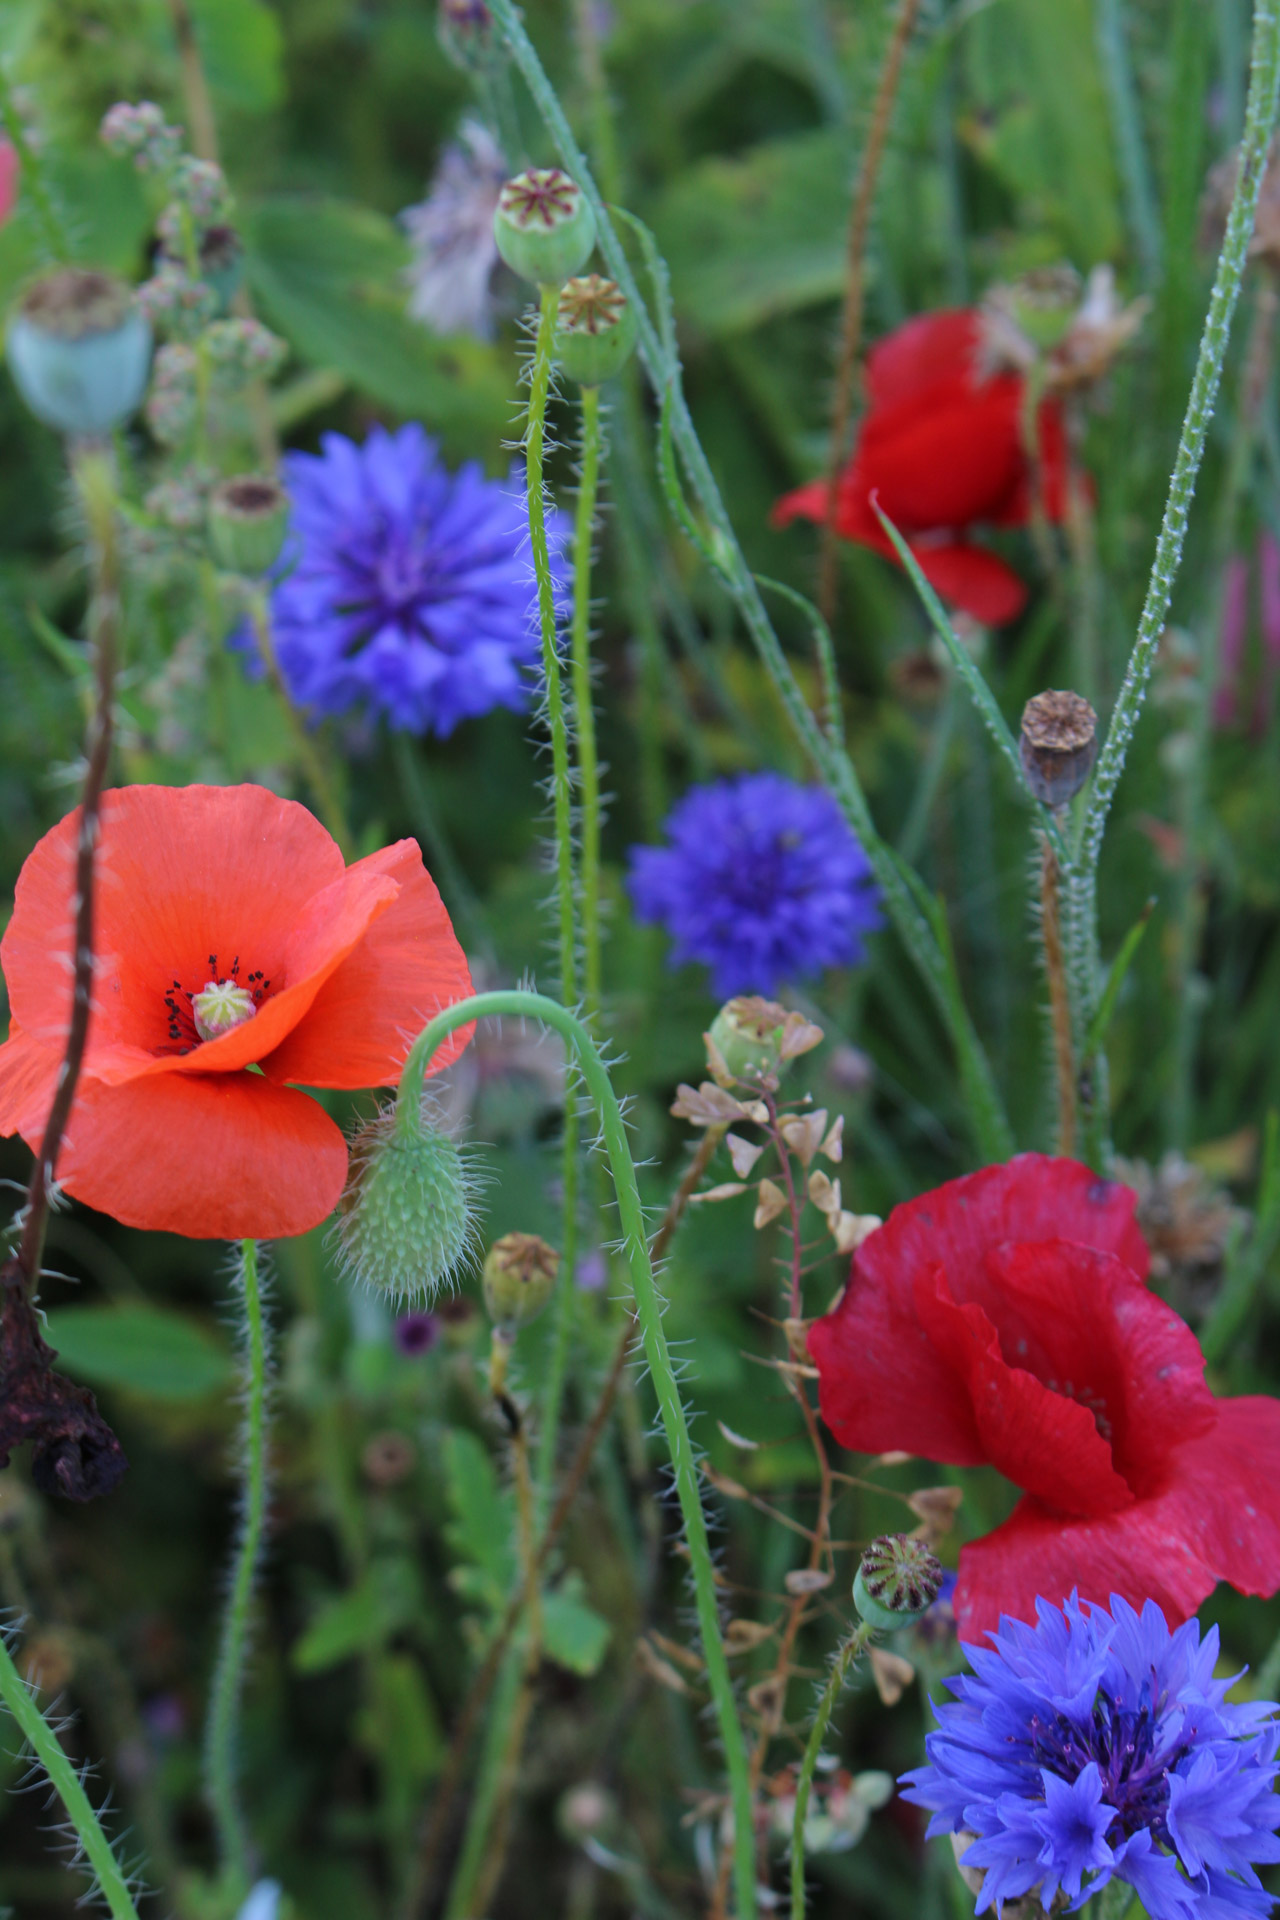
[0,1263,127,1501]
[1020,689,1098,808]
[1114,1151,1245,1320]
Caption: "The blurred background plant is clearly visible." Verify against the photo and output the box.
[2,0,1280,1916]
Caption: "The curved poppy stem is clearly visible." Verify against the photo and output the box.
[571,382,605,1026]
[203,1239,271,1897]
[0,1629,141,1920]
[398,991,758,1920]
[526,286,582,1512]
[790,1622,874,1919]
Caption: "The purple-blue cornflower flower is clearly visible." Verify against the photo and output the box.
[902,1591,1280,1918]
[264,423,569,737]
[627,773,880,998]
[394,1311,440,1357]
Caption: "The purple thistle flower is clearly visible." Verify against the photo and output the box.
[627,773,880,998]
[262,423,570,737]
[400,119,507,340]
[394,1310,440,1357]
[901,1591,1280,1918]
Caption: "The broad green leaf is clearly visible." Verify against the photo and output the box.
[357,1653,444,1789]
[541,1576,611,1677]
[190,0,284,112]
[243,197,511,446]
[292,1557,422,1673]
[443,1428,514,1594]
[651,128,854,335]
[42,1303,232,1400]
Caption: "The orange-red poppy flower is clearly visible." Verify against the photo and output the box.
[0,784,473,1241]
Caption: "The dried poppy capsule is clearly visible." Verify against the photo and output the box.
[493,169,596,286]
[7,267,152,436]
[852,1533,944,1631]
[1019,688,1098,809]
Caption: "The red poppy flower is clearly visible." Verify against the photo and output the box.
[0,784,473,1241]
[772,309,1072,625]
[808,1154,1280,1642]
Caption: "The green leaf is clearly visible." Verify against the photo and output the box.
[541,1576,611,1677]
[443,1428,514,1595]
[651,128,854,335]
[243,197,512,446]
[291,1557,423,1673]
[190,0,284,113]
[42,1303,232,1400]
[357,1653,444,1788]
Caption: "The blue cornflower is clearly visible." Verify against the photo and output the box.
[626,773,880,998]
[902,1592,1280,1918]
[262,423,569,737]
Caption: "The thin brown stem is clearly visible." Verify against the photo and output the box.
[1040,837,1077,1156]
[15,447,118,1292]
[166,0,219,162]
[397,1126,723,1920]
[817,0,922,627]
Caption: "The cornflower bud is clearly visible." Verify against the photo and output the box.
[493,170,596,286]
[7,268,152,437]
[483,1231,559,1334]
[852,1533,944,1631]
[554,275,637,387]
[1019,689,1098,809]
[208,475,289,577]
[334,1103,477,1306]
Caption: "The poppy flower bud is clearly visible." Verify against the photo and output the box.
[437,0,508,72]
[335,1105,476,1306]
[852,1533,944,1631]
[483,1231,559,1334]
[7,268,152,437]
[1019,688,1098,809]
[208,475,290,577]
[493,170,596,287]
[554,275,637,387]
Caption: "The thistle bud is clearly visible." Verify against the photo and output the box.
[554,275,636,387]
[437,0,508,72]
[1019,689,1098,809]
[852,1533,944,1631]
[483,1231,559,1333]
[208,475,289,577]
[7,268,152,437]
[494,170,596,286]
[334,1105,476,1306]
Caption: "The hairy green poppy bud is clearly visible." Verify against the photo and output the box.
[483,1231,559,1333]
[852,1534,944,1631]
[334,1104,476,1306]
[554,275,636,387]
[494,170,596,287]
[1019,688,1098,810]
[208,475,289,576]
[7,268,152,437]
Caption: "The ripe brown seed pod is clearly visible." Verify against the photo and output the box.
[1019,689,1098,809]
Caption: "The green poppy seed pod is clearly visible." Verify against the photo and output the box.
[7,268,152,437]
[707,996,791,1086]
[1019,689,1098,810]
[553,275,637,387]
[852,1534,944,1631]
[493,170,596,287]
[208,474,289,577]
[483,1231,559,1333]
[334,1106,476,1307]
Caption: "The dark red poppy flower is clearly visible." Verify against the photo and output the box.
[773,309,1072,625]
[0,784,473,1241]
[808,1154,1280,1642]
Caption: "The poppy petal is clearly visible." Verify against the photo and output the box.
[0,1024,61,1137]
[261,839,474,1090]
[853,376,1026,530]
[770,479,830,530]
[906,542,1030,626]
[3,785,347,1061]
[865,309,982,409]
[41,1069,348,1240]
[1147,1396,1280,1601]
[915,1266,1133,1517]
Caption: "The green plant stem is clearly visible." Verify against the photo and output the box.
[0,1633,141,1920]
[487,0,1012,1166]
[249,588,353,856]
[392,730,491,961]
[397,991,757,1920]
[1073,0,1280,1162]
[203,1239,271,1898]
[572,384,605,1024]
[1093,0,1162,287]
[790,1623,874,1919]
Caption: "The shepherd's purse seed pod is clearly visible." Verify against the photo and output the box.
[852,1533,944,1631]
[334,1103,477,1306]
[493,170,596,286]
[7,268,152,437]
